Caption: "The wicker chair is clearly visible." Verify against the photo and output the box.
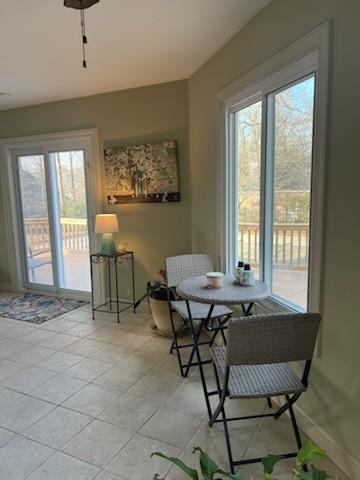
[209,312,321,473]
[165,254,232,377]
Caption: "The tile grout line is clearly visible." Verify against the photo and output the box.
[0,305,281,480]
[240,405,267,463]
[15,315,173,478]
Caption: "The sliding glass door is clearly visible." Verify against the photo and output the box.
[233,74,315,310]
[270,76,315,308]
[16,149,91,293]
[18,154,54,286]
[235,101,262,279]
[50,150,91,292]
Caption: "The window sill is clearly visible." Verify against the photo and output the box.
[256,296,301,315]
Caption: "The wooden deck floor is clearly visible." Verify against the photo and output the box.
[28,252,91,292]
[29,253,307,307]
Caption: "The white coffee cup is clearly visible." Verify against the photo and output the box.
[206,272,224,289]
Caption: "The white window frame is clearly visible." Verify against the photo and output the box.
[0,128,101,300]
[218,23,329,313]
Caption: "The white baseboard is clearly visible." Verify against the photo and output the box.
[273,397,359,479]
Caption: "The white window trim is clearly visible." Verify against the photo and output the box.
[217,22,329,314]
[0,128,101,299]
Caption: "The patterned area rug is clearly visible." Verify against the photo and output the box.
[0,293,88,324]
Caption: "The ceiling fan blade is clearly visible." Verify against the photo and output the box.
[64,0,99,9]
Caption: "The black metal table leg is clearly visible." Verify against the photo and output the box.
[90,257,95,321]
[241,302,254,316]
[108,257,112,311]
[114,257,120,323]
[131,252,136,312]
[186,300,214,419]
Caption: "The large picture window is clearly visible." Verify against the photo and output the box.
[219,43,328,313]
[232,74,315,310]
[234,75,314,309]
[270,76,315,308]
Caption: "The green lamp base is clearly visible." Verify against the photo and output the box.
[100,233,117,256]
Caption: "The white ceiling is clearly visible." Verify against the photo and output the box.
[0,0,270,111]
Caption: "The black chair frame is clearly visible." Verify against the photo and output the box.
[208,358,313,474]
[167,288,231,378]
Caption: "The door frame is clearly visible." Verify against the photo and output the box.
[0,129,101,300]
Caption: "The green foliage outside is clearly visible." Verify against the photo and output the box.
[237,77,314,225]
[60,198,87,218]
[19,151,87,219]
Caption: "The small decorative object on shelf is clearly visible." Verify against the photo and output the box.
[117,241,129,253]
[94,214,119,256]
[90,250,140,323]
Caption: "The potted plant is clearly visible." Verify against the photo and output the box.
[147,269,183,337]
[152,439,329,479]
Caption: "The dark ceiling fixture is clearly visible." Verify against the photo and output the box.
[64,0,100,68]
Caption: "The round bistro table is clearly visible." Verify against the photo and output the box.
[176,274,269,418]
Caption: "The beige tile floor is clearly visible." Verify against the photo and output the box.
[0,300,348,480]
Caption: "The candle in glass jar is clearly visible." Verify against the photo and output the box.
[206,272,224,288]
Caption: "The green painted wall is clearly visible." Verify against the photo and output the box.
[188,0,360,468]
[0,80,191,295]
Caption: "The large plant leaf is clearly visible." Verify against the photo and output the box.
[309,465,330,480]
[296,440,326,468]
[262,454,282,474]
[214,467,243,480]
[296,465,329,480]
[216,469,243,480]
[193,447,220,480]
[192,447,243,480]
[151,452,198,480]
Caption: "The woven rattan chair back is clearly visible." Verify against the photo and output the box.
[226,313,321,366]
[165,254,214,288]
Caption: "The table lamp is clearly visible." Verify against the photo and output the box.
[95,214,119,256]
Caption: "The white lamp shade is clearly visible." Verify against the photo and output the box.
[94,214,119,233]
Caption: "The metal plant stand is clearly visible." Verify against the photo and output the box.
[90,251,139,323]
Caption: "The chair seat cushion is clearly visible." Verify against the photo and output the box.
[212,346,306,399]
[171,300,232,321]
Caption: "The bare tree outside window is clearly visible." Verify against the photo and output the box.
[235,75,315,308]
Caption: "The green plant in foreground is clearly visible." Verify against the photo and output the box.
[151,439,329,480]
[152,447,240,480]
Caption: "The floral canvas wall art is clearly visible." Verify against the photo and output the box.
[104,140,180,204]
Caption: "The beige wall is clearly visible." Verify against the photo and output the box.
[0,80,191,294]
[188,0,360,468]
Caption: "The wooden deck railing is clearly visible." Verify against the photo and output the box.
[61,218,89,252]
[25,218,308,267]
[24,218,89,253]
[239,223,309,269]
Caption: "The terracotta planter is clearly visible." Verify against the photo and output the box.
[148,296,183,337]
